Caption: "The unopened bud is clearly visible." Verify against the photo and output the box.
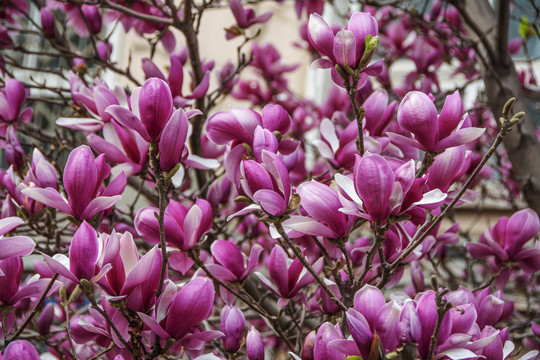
[502,97,516,119]
[430,275,439,291]
[510,111,525,126]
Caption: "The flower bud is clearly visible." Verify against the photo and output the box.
[40,8,55,38]
[246,326,264,360]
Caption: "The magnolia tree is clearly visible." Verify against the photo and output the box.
[1,0,540,359]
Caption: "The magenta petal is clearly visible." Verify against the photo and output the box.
[363,89,388,135]
[168,250,195,275]
[397,91,438,151]
[205,264,238,282]
[121,246,162,294]
[137,312,170,338]
[102,172,127,197]
[229,0,246,26]
[206,111,253,145]
[386,132,424,151]
[346,309,373,358]
[297,181,346,236]
[0,217,24,235]
[211,240,245,279]
[467,243,498,258]
[70,222,99,281]
[141,58,166,81]
[307,14,335,60]
[138,78,173,141]
[282,215,339,239]
[347,12,378,60]
[354,154,394,222]
[165,277,215,339]
[241,160,273,198]
[21,187,72,215]
[333,30,357,67]
[268,246,289,297]
[80,195,122,220]
[252,126,278,162]
[262,104,292,134]
[353,284,386,325]
[505,209,539,257]
[328,339,361,356]
[0,236,35,259]
[42,254,79,283]
[253,189,286,216]
[437,91,463,139]
[88,135,129,164]
[434,127,485,152]
[188,71,210,99]
[106,105,151,142]
[3,340,40,360]
[159,109,189,171]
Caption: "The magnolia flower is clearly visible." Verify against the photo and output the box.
[387,91,485,152]
[255,245,323,306]
[0,79,32,124]
[307,12,382,88]
[246,326,265,360]
[22,145,126,220]
[98,232,163,312]
[42,221,115,284]
[467,209,540,284]
[138,278,222,348]
[57,76,128,132]
[220,305,245,353]
[226,0,272,40]
[206,240,262,282]
[336,153,446,223]
[135,199,213,251]
[329,285,401,357]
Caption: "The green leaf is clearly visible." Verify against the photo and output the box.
[518,16,531,39]
[346,357,363,360]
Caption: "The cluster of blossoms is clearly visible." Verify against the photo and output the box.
[0,0,540,359]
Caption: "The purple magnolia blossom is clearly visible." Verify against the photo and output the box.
[246,326,264,360]
[0,79,32,125]
[88,121,149,177]
[106,77,174,143]
[362,88,398,136]
[98,231,163,312]
[22,145,126,220]
[220,305,245,353]
[226,0,272,39]
[40,8,55,37]
[329,285,401,358]
[2,148,58,214]
[335,153,446,223]
[2,340,40,360]
[313,323,344,360]
[135,199,213,251]
[42,221,115,284]
[307,12,382,87]
[467,209,540,286]
[138,277,222,352]
[58,75,128,131]
[285,180,352,239]
[387,91,485,152]
[0,255,52,307]
[70,297,129,350]
[206,240,262,282]
[232,150,292,218]
[255,245,323,305]
[0,216,35,260]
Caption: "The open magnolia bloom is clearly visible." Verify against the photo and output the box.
[22,145,126,221]
[335,153,446,224]
[387,91,485,153]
